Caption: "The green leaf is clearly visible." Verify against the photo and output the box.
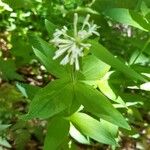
[29,34,69,78]
[0,137,11,148]
[70,123,90,145]
[75,82,130,130]
[98,79,117,100]
[44,117,70,150]
[90,40,147,82]
[92,0,138,12]
[97,76,126,106]
[81,55,110,80]
[33,48,70,79]
[129,10,150,31]
[24,79,73,119]
[104,8,148,31]
[100,119,118,137]
[0,124,10,132]
[45,19,57,37]
[70,112,116,145]
[129,50,149,65]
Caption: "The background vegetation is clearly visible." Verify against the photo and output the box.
[0,0,150,149]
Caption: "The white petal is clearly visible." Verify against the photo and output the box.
[82,14,90,30]
[74,13,78,37]
[80,43,91,49]
[53,45,71,59]
[78,30,89,40]
[75,56,79,70]
[60,54,70,65]
[53,39,72,44]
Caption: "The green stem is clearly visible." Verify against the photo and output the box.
[70,64,76,84]
[131,38,150,65]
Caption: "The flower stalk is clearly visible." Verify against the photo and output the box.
[51,13,100,70]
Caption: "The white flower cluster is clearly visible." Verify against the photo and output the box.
[51,13,100,70]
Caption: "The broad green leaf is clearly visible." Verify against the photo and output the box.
[44,117,70,150]
[24,79,73,119]
[98,79,116,100]
[29,34,69,78]
[70,112,116,145]
[70,123,90,145]
[90,40,147,82]
[81,55,110,80]
[100,119,118,137]
[75,82,130,130]
[98,79,126,106]
[104,8,148,31]
[33,48,69,79]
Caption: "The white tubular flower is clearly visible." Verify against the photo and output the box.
[51,13,100,70]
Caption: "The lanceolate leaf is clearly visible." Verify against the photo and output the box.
[44,117,70,150]
[0,137,11,148]
[70,124,90,145]
[90,40,147,82]
[33,48,69,79]
[70,112,116,145]
[24,79,73,119]
[99,119,118,137]
[28,34,69,78]
[104,8,148,31]
[81,55,110,80]
[75,82,130,130]
[92,0,137,12]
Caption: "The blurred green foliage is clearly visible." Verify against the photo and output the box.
[0,0,150,150]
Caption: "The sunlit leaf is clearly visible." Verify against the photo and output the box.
[75,82,130,130]
[90,40,147,82]
[104,8,148,31]
[81,55,110,80]
[70,112,116,145]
